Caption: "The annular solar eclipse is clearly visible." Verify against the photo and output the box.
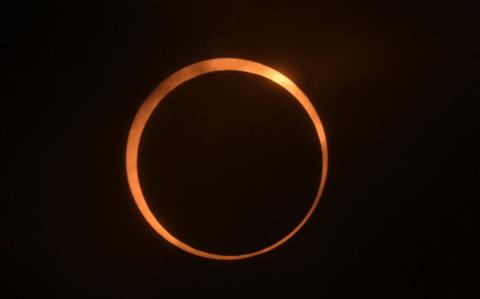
[126,58,328,260]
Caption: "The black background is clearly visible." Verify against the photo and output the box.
[3,1,479,298]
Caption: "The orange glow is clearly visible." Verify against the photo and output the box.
[126,58,328,260]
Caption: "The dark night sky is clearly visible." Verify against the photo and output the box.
[2,1,479,298]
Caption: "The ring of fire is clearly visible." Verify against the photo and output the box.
[126,58,328,260]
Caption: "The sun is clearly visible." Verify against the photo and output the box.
[126,58,328,260]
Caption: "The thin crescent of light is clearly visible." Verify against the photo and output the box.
[126,58,328,260]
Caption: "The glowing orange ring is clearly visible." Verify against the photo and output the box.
[126,58,328,260]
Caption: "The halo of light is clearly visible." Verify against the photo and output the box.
[126,58,328,260]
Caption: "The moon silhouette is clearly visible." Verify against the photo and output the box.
[126,58,328,260]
